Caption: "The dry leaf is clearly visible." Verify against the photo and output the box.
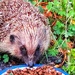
[70,19,75,25]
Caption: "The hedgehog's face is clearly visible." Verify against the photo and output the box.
[2,25,50,67]
[8,34,41,67]
[21,44,41,67]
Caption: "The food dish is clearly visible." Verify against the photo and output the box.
[0,64,69,75]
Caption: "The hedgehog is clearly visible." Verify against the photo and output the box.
[0,0,53,67]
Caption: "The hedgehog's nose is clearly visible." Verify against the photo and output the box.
[28,61,34,67]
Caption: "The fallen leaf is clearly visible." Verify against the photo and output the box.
[70,19,75,25]
[51,20,57,27]
[44,11,53,17]
[67,42,74,49]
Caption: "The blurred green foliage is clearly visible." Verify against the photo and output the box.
[62,49,75,75]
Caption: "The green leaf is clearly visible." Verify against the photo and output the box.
[58,10,66,16]
[69,25,75,31]
[3,58,9,63]
[64,31,68,37]
[38,0,42,2]
[67,30,74,36]
[61,0,68,11]
[31,1,36,5]
[3,54,9,63]
[28,0,36,5]
[58,38,63,45]
[46,2,53,11]
[48,49,58,56]
[71,49,75,57]
[3,54,9,58]
[62,41,67,49]
[54,0,60,6]
[38,6,44,13]
[53,21,64,35]
[67,24,75,36]
[72,0,75,11]
[68,10,75,17]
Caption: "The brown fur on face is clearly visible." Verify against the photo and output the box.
[0,0,52,67]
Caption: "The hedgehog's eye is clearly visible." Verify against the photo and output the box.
[20,45,27,56]
[10,35,15,43]
[34,45,40,57]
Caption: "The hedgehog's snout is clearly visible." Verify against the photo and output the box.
[28,61,34,67]
[20,45,41,67]
[28,56,34,67]
[9,34,41,67]
[20,45,34,67]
